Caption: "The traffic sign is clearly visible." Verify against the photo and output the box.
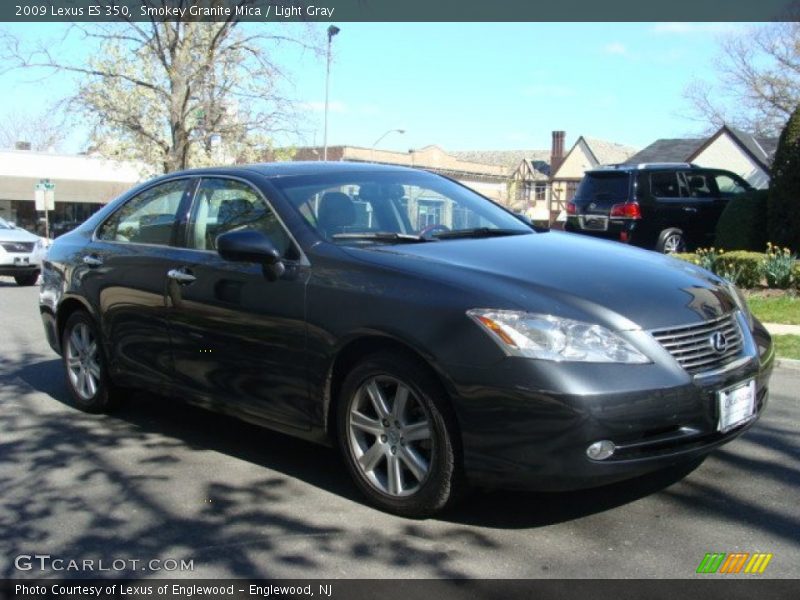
[34,180,55,211]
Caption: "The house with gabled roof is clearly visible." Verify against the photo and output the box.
[625,125,777,189]
[548,132,639,213]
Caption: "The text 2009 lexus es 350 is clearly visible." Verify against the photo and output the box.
[39,163,774,516]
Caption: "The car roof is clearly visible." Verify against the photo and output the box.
[585,162,712,174]
[149,161,420,183]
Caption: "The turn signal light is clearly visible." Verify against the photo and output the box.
[610,202,641,219]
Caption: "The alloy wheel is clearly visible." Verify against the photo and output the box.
[65,322,101,401]
[663,233,685,254]
[347,375,434,497]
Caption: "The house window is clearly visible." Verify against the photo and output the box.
[518,181,532,203]
[534,183,546,201]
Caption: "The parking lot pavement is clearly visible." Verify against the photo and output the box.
[1,280,799,579]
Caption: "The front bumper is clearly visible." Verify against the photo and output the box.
[447,321,774,491]
[0,252,41,276]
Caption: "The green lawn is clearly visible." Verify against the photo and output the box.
[773,335,800,360]
[746,294,800,325]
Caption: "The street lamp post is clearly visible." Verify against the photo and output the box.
[370,129,406,162]
[323,25,340,161]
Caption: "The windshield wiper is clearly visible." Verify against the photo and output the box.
[332,232,431,244]
[433,228,529,240]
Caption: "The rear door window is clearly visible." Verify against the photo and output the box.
[684,172,714,198]
[650,172,683,198]
[97,179,190,245]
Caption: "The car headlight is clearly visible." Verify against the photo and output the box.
[467,309,650,363]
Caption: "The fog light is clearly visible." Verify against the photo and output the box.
[586,440,616,460]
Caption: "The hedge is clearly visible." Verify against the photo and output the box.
[674,251,763,288]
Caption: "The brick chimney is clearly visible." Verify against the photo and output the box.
[550,131,565,175]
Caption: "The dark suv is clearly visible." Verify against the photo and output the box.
[565,163,754,253]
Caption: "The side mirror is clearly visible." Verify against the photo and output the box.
[216,230,285,280]
[217,230,280,263]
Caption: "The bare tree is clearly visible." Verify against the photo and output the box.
[0,108,67,151]
[2,8,321,172]
[683,22,800,137]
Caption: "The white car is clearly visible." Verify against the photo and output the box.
[0,217,45,286]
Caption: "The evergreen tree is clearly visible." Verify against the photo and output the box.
[768,103,800,251]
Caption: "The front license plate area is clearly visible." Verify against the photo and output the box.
[717,379,756,433]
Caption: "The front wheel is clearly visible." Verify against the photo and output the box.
[656,228,686,254]
[61,310,116,413]
[337,352,463,517]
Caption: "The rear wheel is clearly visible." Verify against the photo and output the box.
[337,352,463,517]
[656,228,686,254]
[61,311,116,413]
[14,272,39,286]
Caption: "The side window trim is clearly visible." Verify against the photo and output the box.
[182,175,309,266]
[93,177,195,247]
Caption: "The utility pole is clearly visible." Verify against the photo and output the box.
[323,25,340,161]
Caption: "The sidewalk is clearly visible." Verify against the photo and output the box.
[763,322,800,336]
[762,322,800,370]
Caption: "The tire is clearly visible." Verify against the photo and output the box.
[656,228,686,254]
[337,351,464,517]
[61,310,116,413]
[14,272,39,286]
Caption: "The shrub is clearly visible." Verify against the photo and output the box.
[674,252,698,264]
[768,103,800,252]
[714,190,769,251]
[761,243,797,289]
[716,251,764,288]
[673,249,763,288]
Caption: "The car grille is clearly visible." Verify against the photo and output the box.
[1,241,35,253]
[650,313,744,375]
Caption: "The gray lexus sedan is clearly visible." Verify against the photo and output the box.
[39,163,774,516]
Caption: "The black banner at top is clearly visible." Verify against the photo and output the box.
[2,0,799,23]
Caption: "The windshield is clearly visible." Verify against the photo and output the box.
[272,170,531,244]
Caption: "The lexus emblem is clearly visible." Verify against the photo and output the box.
[709,331,728,354]
[588,202,596,210]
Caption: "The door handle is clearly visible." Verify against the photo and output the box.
[682,207,698,213]
[167,268,196,285]
[82,255,103,267]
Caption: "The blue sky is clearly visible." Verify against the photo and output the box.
[1,22,755,154]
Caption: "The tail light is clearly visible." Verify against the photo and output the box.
[610,202,641,219]
[566,202,577,215]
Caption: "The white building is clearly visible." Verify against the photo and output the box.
[0,149,144,236]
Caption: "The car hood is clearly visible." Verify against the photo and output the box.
[0,228,40,243]
[353,232,736,331]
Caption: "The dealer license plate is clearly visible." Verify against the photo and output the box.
[717,379,756,433]
[580,216,608,231]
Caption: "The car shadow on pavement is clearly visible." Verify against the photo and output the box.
[3,355,799,578]
[6,357,711,528]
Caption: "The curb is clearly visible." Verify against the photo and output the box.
[776,358,800,371]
